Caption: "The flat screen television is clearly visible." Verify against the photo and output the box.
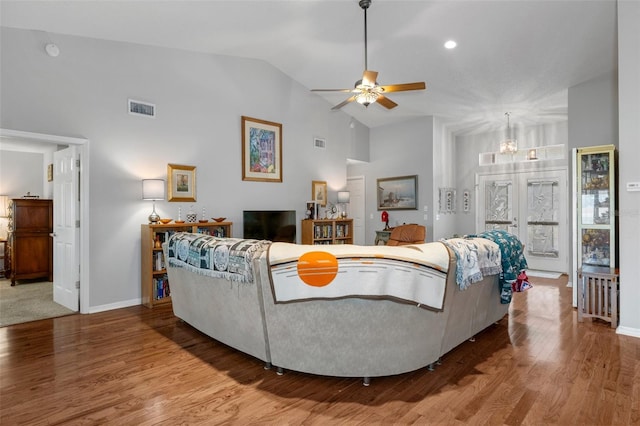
[243,210,296,243]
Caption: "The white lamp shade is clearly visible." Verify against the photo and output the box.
[337,191,350,203]
[0,195,8,218]
[142,179,165,201]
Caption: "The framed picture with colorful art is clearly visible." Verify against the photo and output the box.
[241,116,283,182]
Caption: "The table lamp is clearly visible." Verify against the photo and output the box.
[142,179,165,224]
[337,191,350,218]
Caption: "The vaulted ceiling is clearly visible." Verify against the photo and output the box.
[1,0,618,134]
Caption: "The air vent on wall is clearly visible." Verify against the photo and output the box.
[314,137,326,149]
[128,99,156,118]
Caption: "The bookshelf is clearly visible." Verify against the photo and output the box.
[141,221,232,308]
[301,219,353,245]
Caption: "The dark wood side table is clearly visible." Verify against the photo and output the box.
[0,239,7,278]
[578,265,619,328]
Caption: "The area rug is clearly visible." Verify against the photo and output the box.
[526,270,563,279]
[0,279,76,327]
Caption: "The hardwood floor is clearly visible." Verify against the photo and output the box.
[1,276,638,425]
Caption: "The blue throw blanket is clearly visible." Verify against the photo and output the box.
[439,237,502,291]
[468,230,528,304]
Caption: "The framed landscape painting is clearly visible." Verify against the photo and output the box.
[167,163,196,202]
[242,116,283,182]
[376,175,418,210]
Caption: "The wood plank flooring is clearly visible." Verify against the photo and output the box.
[1,276,638,425]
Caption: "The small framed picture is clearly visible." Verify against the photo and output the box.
[167,163,196,202]
[305,201,317,220]
[47,164,53,182]
[312,180,327,206]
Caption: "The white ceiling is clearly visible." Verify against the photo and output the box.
[1,0,618,134]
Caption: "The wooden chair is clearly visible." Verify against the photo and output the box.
[386,224,426,246]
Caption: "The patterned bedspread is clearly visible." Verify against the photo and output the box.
[166,233,270,283]
[267,242,450,311]
[439,237,502,290]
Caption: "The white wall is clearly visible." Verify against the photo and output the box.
[430,118,457,241]
[617,0,640,336]
[0,150,45,198]
[348,117,434,244]
[0,149,48,239]
[1,27,355,310]
[568,71,619,149]
[454,122,569,236]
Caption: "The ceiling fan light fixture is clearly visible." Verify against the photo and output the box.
[355,79,375,91]
[355,91,379,107]
[311,0,425,111]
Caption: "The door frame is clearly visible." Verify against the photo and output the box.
[0,128,91,314]
[347,175,365,245]
[476,165,569,274]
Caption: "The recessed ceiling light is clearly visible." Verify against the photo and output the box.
[444,40,457,49]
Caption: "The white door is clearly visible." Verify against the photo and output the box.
[347,176,365,245]
[522,170,568,272]
[53,146,79,311]
[477,168,568,273]
[477,174,519,234]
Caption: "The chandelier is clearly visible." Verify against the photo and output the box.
[499,112,518,154]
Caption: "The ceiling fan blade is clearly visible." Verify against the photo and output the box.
[362,70,378,86]
[311,88,354,93]
[331,96,357,110]
[376,95,398,110]
[379,82,426,93]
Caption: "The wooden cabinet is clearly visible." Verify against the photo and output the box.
[8,199,53,286]
[141,221,232,308]
[301,219,353,245]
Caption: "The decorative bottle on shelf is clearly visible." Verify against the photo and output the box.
[154,235,162,249]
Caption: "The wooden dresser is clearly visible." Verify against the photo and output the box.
[8,198,53,286]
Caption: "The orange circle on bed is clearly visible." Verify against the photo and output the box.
[297,251,339,287]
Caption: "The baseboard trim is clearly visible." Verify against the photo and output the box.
[88,298,141,314]
[616,325,640,339]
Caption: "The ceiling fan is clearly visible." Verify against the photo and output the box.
[312,0,426,110]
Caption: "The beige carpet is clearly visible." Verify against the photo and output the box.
[0,279,76,327]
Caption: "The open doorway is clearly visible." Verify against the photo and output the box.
[0,128,90,319]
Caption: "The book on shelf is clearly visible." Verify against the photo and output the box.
[154,275,171,300]
[154,252,165,271]
[315,224,332,239]
[197,227,211,235]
